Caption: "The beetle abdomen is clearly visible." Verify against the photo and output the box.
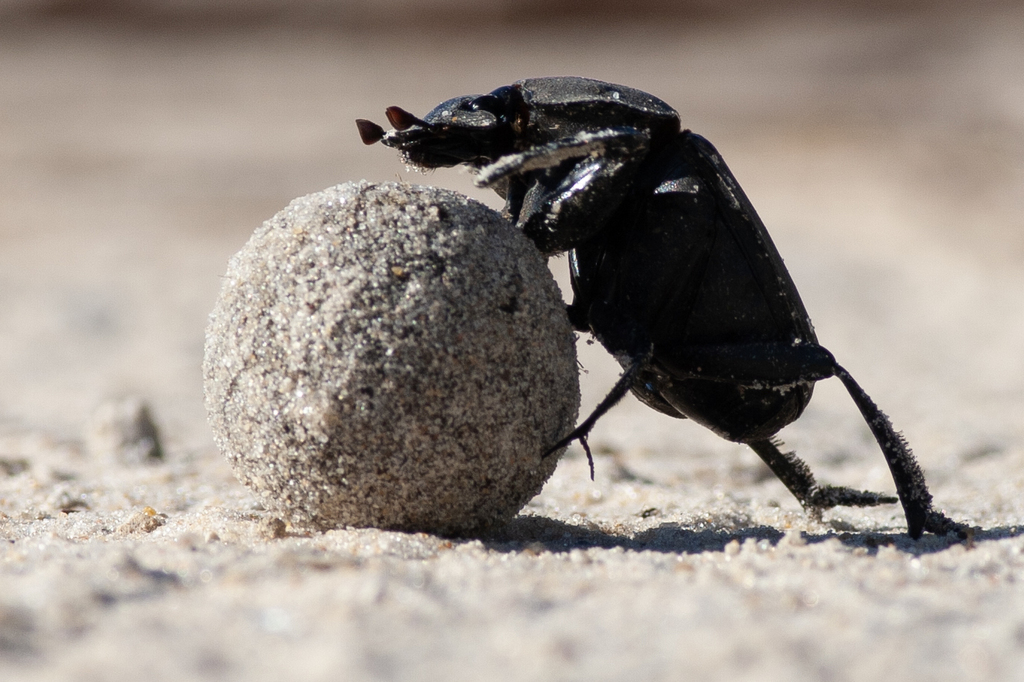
[654,376,813,443]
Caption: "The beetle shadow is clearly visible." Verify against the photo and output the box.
[480,515,1024,557]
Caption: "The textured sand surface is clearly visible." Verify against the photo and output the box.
[1,5,1024,681]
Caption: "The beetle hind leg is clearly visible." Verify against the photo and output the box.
[832,365,968,539]
[747,439,898,511]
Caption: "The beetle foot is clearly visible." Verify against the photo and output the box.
[580,436,595,481]
[542,433,595,480]
[921,509,971,540]
[805,485,899,510]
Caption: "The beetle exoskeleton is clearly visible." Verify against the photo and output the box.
[358,76,966,539]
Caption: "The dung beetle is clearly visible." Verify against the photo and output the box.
[357,76,965,539]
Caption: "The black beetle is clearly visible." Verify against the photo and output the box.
[357,76,965,539]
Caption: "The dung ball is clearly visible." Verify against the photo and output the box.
[203,182,579,535]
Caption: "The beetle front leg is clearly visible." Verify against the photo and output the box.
[477,128,650,254]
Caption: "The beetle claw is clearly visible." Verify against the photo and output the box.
[385,106,428,131]
[355,119,386,145]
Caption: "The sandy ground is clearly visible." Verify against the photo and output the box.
[2,4,1024,680]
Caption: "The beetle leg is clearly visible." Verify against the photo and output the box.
[480,128,651,254]
[542,349,651,465]
[654,341,967,537]
[476,128,647,187]
[544,300,654,474]
[833,365,969,539]
[748,439,898,510]
[564,301,590,332]
[655,341,838,383]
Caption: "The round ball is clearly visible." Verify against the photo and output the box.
[203,182,579,535]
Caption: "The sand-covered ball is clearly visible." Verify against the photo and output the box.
[203,182,579,535]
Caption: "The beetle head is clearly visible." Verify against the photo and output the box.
[357,86,524,169]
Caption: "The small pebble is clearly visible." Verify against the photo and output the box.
[117,506,167,535]
[85,397,164,465]
[259,516,288,539]
[203,182,579,535]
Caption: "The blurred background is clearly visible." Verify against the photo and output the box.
[1,0,1022,467]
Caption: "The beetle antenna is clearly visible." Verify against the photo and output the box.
[386,106,430,131]
[356,119,386,145]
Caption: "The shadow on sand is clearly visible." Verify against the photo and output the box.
[479,514,1024,557]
